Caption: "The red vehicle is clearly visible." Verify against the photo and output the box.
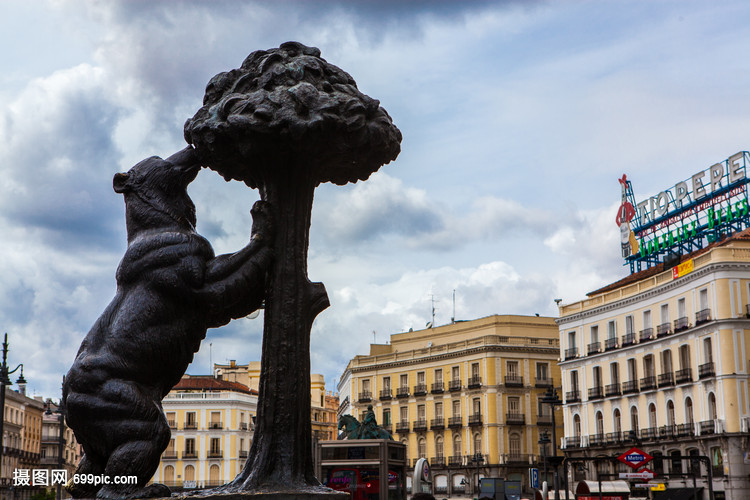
[327,468,400,500]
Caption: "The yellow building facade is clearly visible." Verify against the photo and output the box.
[341,315,562,497]
[557,232,750,499]
[154,375,257,491]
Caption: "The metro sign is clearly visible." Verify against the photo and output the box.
[617,447,653,469]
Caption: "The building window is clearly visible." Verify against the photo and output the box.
[708,393,717,419]
[362,379,370,393]
[453,434,462,456]
[610,362,619,384]
[662,350,673,374]
[185,438,195,455]
[473,433,482,454]
[417,371,425,385]
[703,337,714,364]
[613,409,621,434]
[434,369,443,383]
[509,434,521,457]
[417,404,426,421]
[595,411,604,437]
[685,397,694,424]
[648,403,657,429]
[536,362,549,381]
[383,408,391,425]
[660,304,669,324]
[679,345,691,370]
[383,376,391,390]
[667,400,675,427]
[625,315,634,334]
[592,366,602,387]
[568,330,577,349]
[400,374,408,387]
[590,325,599,344]
[507,397,520,414]
[400,407,408,422]
[573,414,581,437]
[506,360,519,377]
[452,400,461,417]
[184,465,195,482]
[185,412,196,429]
[630,407,639,432]
[435,436,444,458]
[210,412,222,429]
[418,438,426,458]
[210,437,221,454]
[451,366,460,380]
[434,402,443,419]
[643,309,652,328]
[472,398,481,415]
[607,321,616,339]
[643,355,655,378]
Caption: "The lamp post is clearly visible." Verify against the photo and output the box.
[0,333,25,482]
[539,431,550,487]
[470,452,485,495]
[541,386,562,500]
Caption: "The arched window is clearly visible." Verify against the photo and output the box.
[453,434,462,457]
[164,465,175,485]
[649,403,657,428]
[685,397,694,423]
[630,406,639,433]
[435,435,444,459]
[613,409,622,435]
[708,393,717,419]
[595,411,604,437]
[418,437,426,458]
[509,433,521,459]
[473,433,482,455]
[184,465,195,482]
[573,414,581,437]
[209,464,220,484]
[667,400,675,427]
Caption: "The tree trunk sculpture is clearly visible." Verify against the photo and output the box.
[184,42,401,493]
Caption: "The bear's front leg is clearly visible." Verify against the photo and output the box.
[201,200,274,327]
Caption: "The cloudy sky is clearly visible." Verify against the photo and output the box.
[1,0,749,399]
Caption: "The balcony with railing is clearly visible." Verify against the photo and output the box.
[239,450,248,459]
[564,436,580,448]
[506,412,525,425]
[467,376,482,389]
[696,309,711,325]
[448,455,463,467]
[431,456,445,467]
[413,419,428,432]
[605,432,622,445]
[657,322,672,337]
[658,372,674,387]
[605,383,621,397]
[182,451,197,459]
[504,375,523,387]
[587,341,601,355]
[537,414,553,426]
[503,453,532,464]
[588,386,604,400]
[588,433,605,447]
[676,423,694,437]
[207,450,223,458]
[699,362,715,379]
[564,347,578,360]
[449,379,462,392]
[162,451,178,460]
[430,418,445,430]
[675,368,693,384]
[240,422,249,430]
[659,425,676,438]
[535,376,553,388]
[208,422,223,430]
[379,389,392,400]
[396,420,410,433]
[358,391,372,403]
[167,419,177,429]
[605,337,618,351]
[431,382,444,394]
[640,427,658,441]
[674,316,689,332]
[640,375,657,391]
[469,413,483,426]
[621,332,636,347]
[699,420,715,435]
[623,430,637,442]
[639,328,654,342]
[184,421,197,430]
[396,386,410,399]
[413,384,427,396]
[448,416,462,428]
[622,380,639,394]
[565,390,581,403]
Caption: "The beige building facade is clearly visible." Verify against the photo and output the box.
[341,315,563,496]
[557,231,750,499]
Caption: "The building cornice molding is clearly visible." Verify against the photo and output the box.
[558,261,750,325]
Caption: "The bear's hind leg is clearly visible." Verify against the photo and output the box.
[95,438,170,500]
[66,452,106,498]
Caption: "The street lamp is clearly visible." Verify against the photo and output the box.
[0,333,26,475]
[538,431,550,487]
[470,452,485,494]
[540,386,562,500]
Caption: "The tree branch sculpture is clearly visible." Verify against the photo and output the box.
[184,42,401,493]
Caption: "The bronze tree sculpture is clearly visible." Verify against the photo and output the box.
[185,41,401,493]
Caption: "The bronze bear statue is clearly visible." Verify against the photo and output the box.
[62,146,273,499]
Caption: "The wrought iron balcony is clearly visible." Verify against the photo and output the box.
[184,422,197,430]
[657,322,672,337]
[659,425,676,438]
[674,316,689,332]
[605,338,618,351]
[587,341,601,355]
[448,455,463,467]
[358,391,372,403]
[565,390,581,403]
[588,386,604,400]
[239,422,249,430]
[431,382,444,394]
[535,377,552,388]
[640,427,658,440]
[564,347,578,360]
[605,383,621,397]
[239,450,248,459]
[588,433,604,446]
[622,380,639,394]
[207,450,223,458]
[506,412,525,425]
[208,422,223,430]
[695,308,711,325]
[640,375,656,391]
[413,419,428,432]
[448,416,463,428]
[504,375,522,387]
[503,453,531,464]
[564,436,580,448]
[431,456,445,467]
[162,452,178,460]
[449,379,462,392]
[379,389,392,400]
[676,423,694,437]
[467,376,482,389]
[413,384,427,396]
[468,413,483,426]
[605,432,622,444]
[396,421,410,433]
[623,430,637,442]
[396,386,410,398]
[639,328,654,342]
[621,333,636,347]
[430,418,445,430]
[182,451,197,459]
[699,362,715,378]
[699,420,715,435]
[675,368,693,384]
[658,372,674,387]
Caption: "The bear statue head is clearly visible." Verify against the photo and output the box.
[113,146,201,237]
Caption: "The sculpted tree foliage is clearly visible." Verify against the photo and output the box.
[185,41,401,493]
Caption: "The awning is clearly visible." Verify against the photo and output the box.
[653,487,704,500]
[575,480,630,500]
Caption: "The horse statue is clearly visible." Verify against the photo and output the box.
[337,405,393,440]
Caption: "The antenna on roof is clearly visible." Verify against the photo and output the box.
[451,289,456,323]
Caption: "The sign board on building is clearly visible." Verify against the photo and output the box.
[617,151,750,273]
[618,468,655,480]
[651,484,666,491]
[529,468,539,489]
[617,448,653,469]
